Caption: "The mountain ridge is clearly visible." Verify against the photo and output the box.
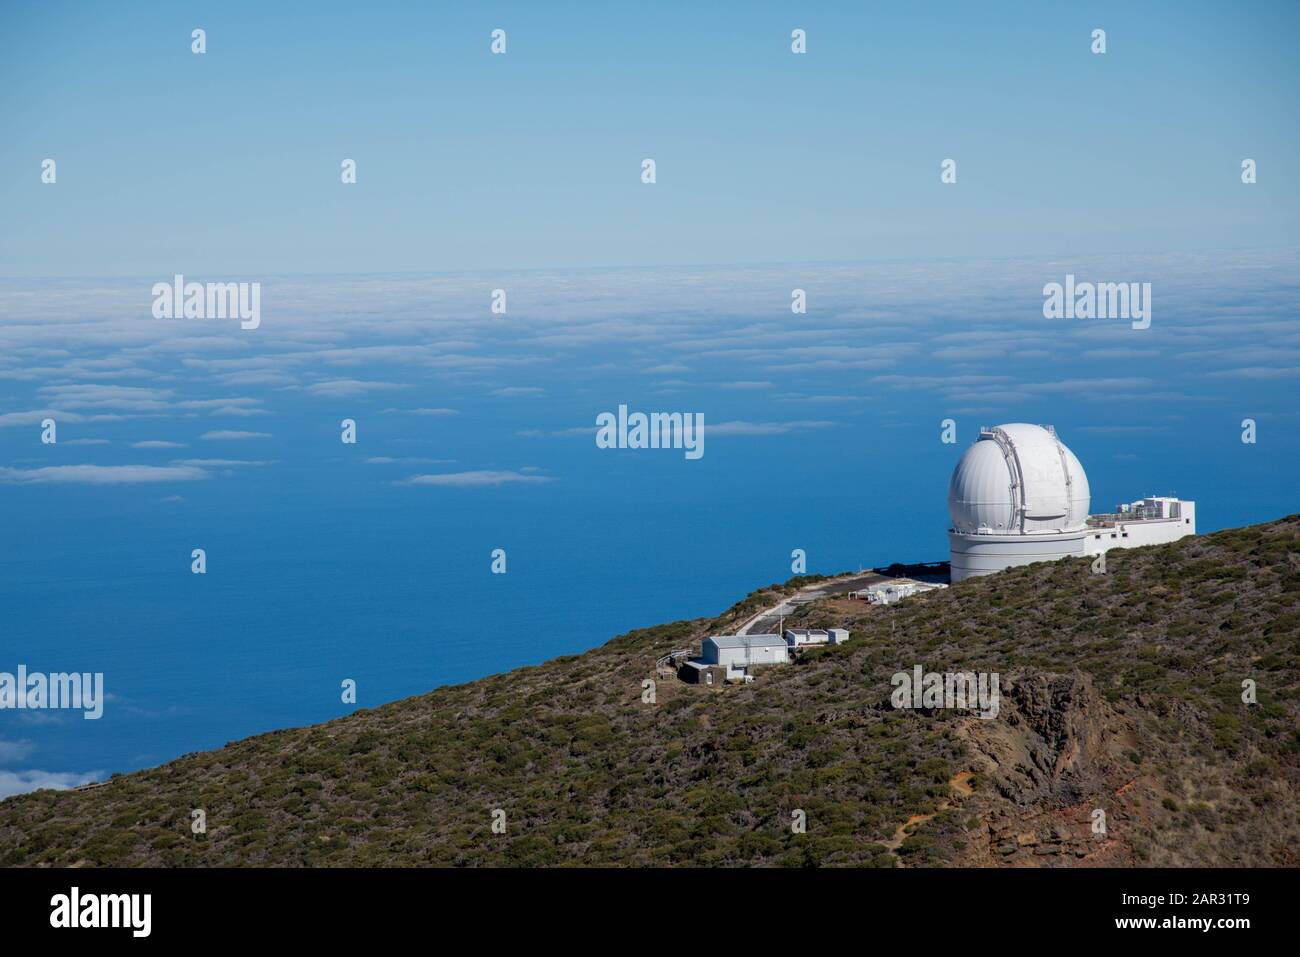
[2,516,1297,867]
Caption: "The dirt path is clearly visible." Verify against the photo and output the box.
[950,770,974,796]
[883,771,974,851]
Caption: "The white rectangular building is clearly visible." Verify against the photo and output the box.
[784,628,829,649]
[851,581,947,604]
[701,634,789,680]
[1084,497,1196,555]
[784,628,850,649]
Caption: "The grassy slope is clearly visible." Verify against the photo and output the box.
[1,517,1297,867]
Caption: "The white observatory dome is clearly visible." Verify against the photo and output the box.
[947,424,1090,535]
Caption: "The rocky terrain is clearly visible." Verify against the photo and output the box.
[1,516,1297,867]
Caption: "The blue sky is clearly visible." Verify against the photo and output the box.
[1,3,1298,795]
[2,0,1298,276]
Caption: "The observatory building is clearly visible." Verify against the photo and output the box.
[947,423,1195,582]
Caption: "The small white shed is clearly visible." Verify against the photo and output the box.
[784,628,830,649]
[785,627,850,650]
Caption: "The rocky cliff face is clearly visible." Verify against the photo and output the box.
[968,672,1127,805]
[946,672,1142,865]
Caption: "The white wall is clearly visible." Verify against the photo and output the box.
[716,644,788,678]
[949,529,1087,582]
[1083,514,1195,555]
[953,501,1197,580]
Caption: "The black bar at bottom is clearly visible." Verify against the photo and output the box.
[0,866,1281,943]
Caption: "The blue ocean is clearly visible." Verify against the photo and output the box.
[1,253,1298,794]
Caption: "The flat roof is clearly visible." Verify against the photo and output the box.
[706,634,786,649]
[1087,515,1183,527]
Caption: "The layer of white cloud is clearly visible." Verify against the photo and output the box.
[398,470,556,487]
[171,458,272,468]
[304,379,406,398]
[707,420,838,436]
[0,769,105,800]
[0,464,209,484]
[200,430,272,441]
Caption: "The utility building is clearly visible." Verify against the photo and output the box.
[784,628,850,649]
[682,634,789,683]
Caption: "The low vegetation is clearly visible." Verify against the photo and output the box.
[1,517,1297,867]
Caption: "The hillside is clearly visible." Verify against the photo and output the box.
[2,517,1298,867]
